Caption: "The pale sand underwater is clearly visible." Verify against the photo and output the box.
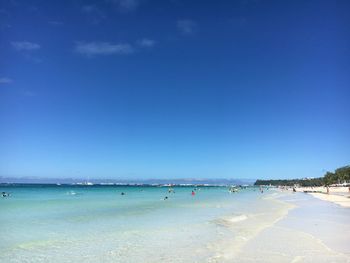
[0,185,349,262]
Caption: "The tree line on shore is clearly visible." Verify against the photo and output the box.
[254,165,350,187]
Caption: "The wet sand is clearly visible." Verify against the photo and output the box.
[220,191,350,263]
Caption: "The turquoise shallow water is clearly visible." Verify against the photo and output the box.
[1,185,349,262]
[0,185,275,262]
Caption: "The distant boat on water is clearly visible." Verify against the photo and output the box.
[81,181,93,186]
[75,179,94,186]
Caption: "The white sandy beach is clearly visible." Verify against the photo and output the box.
[293,186,350,208]
[210,190,350,263]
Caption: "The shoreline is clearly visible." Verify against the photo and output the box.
[308,192,350,208]
[295,186,350,208]
[218,190,350,262]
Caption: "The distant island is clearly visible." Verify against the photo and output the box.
[255,165,350,187]
[0,177,255,186]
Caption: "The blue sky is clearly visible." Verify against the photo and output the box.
[1,0,349,179]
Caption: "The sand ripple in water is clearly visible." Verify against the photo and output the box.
[213,214,248,227]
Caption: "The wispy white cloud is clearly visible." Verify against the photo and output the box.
[75,42,134,56]
[0,77,13,84]
[0,9,12,30]
[138,38,156,48]
[0,8,10,16]
[118,0,139,10]
[177,19,197,35]
[81,5,106,24]
[11,41,40,51]
[108,0,140,11]
[82,5,98,13]
[49,21,64,26]
[21,90,36,97]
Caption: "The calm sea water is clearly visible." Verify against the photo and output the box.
[1,185,334,263]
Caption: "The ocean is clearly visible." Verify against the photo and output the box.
[0,185,349,262]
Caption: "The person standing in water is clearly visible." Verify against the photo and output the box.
[2,192,10,197]
[191,190,195,196]
[259,186,264,193]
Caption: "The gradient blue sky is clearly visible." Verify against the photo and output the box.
[1,0,349,179]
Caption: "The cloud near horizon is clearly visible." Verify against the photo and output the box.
[177,19,197,35]
[11,41,41,51]
[75,42,134,56]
